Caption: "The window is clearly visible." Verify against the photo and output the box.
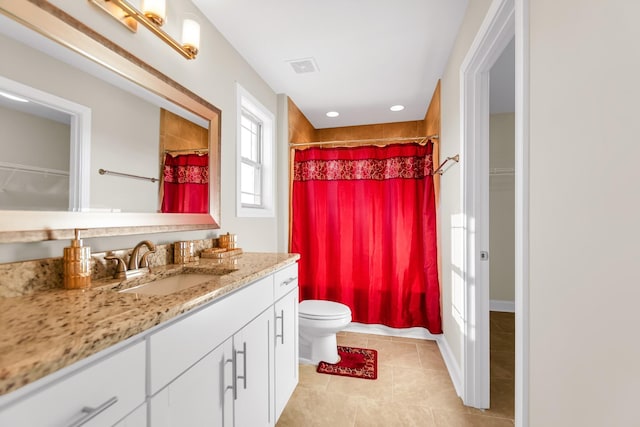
[237,84,274,217]
[240,110,262,206]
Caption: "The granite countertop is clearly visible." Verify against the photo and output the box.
[0,252,299,397]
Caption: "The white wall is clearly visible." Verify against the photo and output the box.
[528,0,640,424]
[0,105,69,170]
[0,0,280,261]
[489,113,514,304]
[439,0,493,375]
[0,106,70,211]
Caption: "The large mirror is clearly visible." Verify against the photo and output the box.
[0,1,221,242]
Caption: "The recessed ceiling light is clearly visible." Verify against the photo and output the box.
[390,105,404,112]
[326,111,339,118]
[0,91,29,103]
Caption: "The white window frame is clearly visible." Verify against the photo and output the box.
[236,83,274,217]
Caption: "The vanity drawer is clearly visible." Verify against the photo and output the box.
[0,341,146,427]
[274,263,298,300]
[148,275,274,395]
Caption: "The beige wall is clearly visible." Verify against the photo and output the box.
[0,106,70,211]
[0,105,69,170]
[528,0,640,424]
[439,0,493,373]
[0,0,280,261]
[489,113,514,303]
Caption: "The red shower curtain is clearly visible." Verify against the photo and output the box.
[291,143,441,333]
[161,153,209,213]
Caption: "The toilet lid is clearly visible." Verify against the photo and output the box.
[299,300,351,320]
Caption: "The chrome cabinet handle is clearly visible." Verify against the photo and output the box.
[235,342,247,394]
[280,276,297,287]
[68,396,118,427]
[275,310,285,345]
[231,349,238,401]
[225,355,234,398]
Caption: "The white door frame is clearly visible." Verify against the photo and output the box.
[460,0,529,425]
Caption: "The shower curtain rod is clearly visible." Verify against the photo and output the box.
[289,134,439,149]
[432,154,460,175]
[164,148,209,155]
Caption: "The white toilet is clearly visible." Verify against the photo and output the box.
[299,300,352,365]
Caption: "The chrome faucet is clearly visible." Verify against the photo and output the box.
[129,240,156,270]
[105,240,156,280]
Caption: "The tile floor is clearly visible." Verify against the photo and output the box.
[277,312,515,426]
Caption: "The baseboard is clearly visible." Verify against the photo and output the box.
[436,335,463,397]
[490,299,515,312]
[344,322,440,340]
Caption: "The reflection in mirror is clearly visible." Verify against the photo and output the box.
[0,27,209,214]
[159,109,209,213]
[0,87,71,211]
[0,74,90,212]
[0,1,221,241]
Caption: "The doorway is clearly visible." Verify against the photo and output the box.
[488,35,516,418]
[459,0,529,425]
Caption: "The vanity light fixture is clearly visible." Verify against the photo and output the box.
[89,0,200,60]
[326,111,339,118]
[390,105,405,112]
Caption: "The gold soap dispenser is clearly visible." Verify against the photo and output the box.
[63,228,92,289]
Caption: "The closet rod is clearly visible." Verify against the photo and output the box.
[98,168,158,183]
[433,154,460,175]
[289,134,439,148]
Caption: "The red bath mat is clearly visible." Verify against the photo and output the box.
[316,346,378,380]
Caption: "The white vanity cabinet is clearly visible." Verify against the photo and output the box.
[0,261,299,427]
[232,308,274,427]
[0,340,146,427]
[150,307,275,427]
[150,338,234,427]
[273,264,299,420]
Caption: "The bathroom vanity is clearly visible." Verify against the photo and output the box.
[0,253,299,426]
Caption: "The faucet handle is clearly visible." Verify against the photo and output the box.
[105,255,127,279]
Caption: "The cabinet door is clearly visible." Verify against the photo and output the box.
[0,341,145,427]
[150,338,234,427]
[274,287,299,421]
[233,308,274,427]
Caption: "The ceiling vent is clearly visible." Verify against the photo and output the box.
[287,57,319,74]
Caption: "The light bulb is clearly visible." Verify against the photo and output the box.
[182,18,201,57]
[142,0,166,26]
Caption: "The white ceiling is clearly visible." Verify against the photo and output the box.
[193,0,469,129]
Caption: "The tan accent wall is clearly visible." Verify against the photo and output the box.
[287,98,316,143]
[315,121,424,142]
[159,108,209,155]
[423,81,441,202]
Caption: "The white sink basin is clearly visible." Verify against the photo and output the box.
[120,274,213,296]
